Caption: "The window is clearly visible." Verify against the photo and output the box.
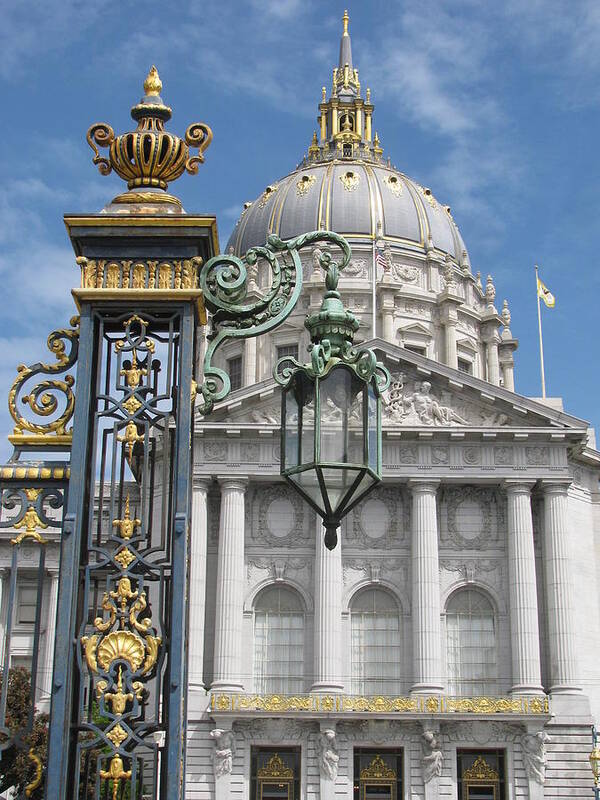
[277,344,299,362]
[446,589,497,696]
[254,586,305,693]
[350,588,401,695]
[16,585,38,626]
[457,750,505,800]
[404,344,426,356]
[251,747,300,800]
[354,749,403,800]
[458,358,473,374]
[10,655,32,673]
[227,355,242,391]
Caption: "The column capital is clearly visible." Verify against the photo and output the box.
[540,479,571,495]
[504,479,536,494]
[192,475,212,491]
[217,476,248,491]
[408,479,440,494]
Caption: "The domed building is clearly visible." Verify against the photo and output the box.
[186,12,600,800]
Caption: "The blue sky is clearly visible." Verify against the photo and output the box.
[1,0,600,459]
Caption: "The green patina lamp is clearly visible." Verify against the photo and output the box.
[198,229,389,551]
[275,255,390,549]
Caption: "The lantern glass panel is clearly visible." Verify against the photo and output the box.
[319,367,364,465]
[288,470,324,513]
[367,382,378,472]
[320,466,362,514]
[284,370,314,470]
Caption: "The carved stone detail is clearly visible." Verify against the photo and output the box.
[384,373,468,426]
[338,719,418,742]
[203,441,228,462]
[525,446,549,465]
[235,718,310,741]
[521,730,549,784]
[442,720,521,744]
[250,485,308,547]
[343,258,368,278]
[441,486,505,550]
[349,486,408,548]
[440,558,503,592]
[343,557,408,587]
[494,446,513,465]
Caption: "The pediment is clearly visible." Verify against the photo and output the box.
[196,338,589,435]
[398,321,430,336]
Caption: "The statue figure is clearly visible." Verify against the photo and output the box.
[521,730,549,784]
[318,729,339,780]
[210,728,235,778]
[421,729,443,783]
[388,380,467,426]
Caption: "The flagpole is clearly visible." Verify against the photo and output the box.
[535,265,547,399]
[372,237,377,339]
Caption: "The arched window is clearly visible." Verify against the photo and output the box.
[446,588,497,696]
[254,586,305,694]
[350,587,401,694]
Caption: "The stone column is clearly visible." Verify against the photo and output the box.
[243,338,257,387]
[311,521,343,693]
[542,481,579,693]
[487,336,500,385]
[40,570,59,708]
[410,481,443,694]
[211,478,247,692]
[438,292,461,370]
[189,478,210,707]
[505,482,543,695]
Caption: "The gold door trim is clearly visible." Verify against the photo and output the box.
[359,754,397,800]
[462,755,499,800]
[258,754,294,800]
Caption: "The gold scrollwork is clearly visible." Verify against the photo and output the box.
[257,754,293,779]
[25,748,43,797]
[360,754,396,780]
[8,317,79,444]
[117,422,144,465]
[463,755,499,780]
[120,351,147,390]
[104,666,134,715]
[10,488,49,546]
[257,184,278,208]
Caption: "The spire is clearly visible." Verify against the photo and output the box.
[338,10,353,71]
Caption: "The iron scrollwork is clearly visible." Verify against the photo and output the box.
[7,316,79,442]
[198,230,352,414]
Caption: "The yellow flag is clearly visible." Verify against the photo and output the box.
[536,275,555,308]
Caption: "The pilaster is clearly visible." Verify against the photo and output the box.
[410,480,443,694]
[211,477,248,692]
[311,521,343,693]
[40,569,60,710]
[541,481,580,695]
[189,477,211,711]
[505,481,543,695]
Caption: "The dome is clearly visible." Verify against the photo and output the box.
[227,161,468,264]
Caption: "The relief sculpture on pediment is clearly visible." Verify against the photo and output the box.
[383,373,468,426]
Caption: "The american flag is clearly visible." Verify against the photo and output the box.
[375,249,388,272]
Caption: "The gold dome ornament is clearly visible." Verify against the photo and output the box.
[86,66,213,211]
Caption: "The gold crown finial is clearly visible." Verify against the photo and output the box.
[343,9,349,35]
[144,65,162,97]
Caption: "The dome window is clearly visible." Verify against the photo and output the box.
[343,143,352,158]
[257,184,278,208]
[383,174,403,197]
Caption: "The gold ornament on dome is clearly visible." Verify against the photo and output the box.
[86,66,212,208]
[257,184,278,208]
[462,755,499,781]
[296,174,316,196]
[383,173,403,197]
[340,170,360,191]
